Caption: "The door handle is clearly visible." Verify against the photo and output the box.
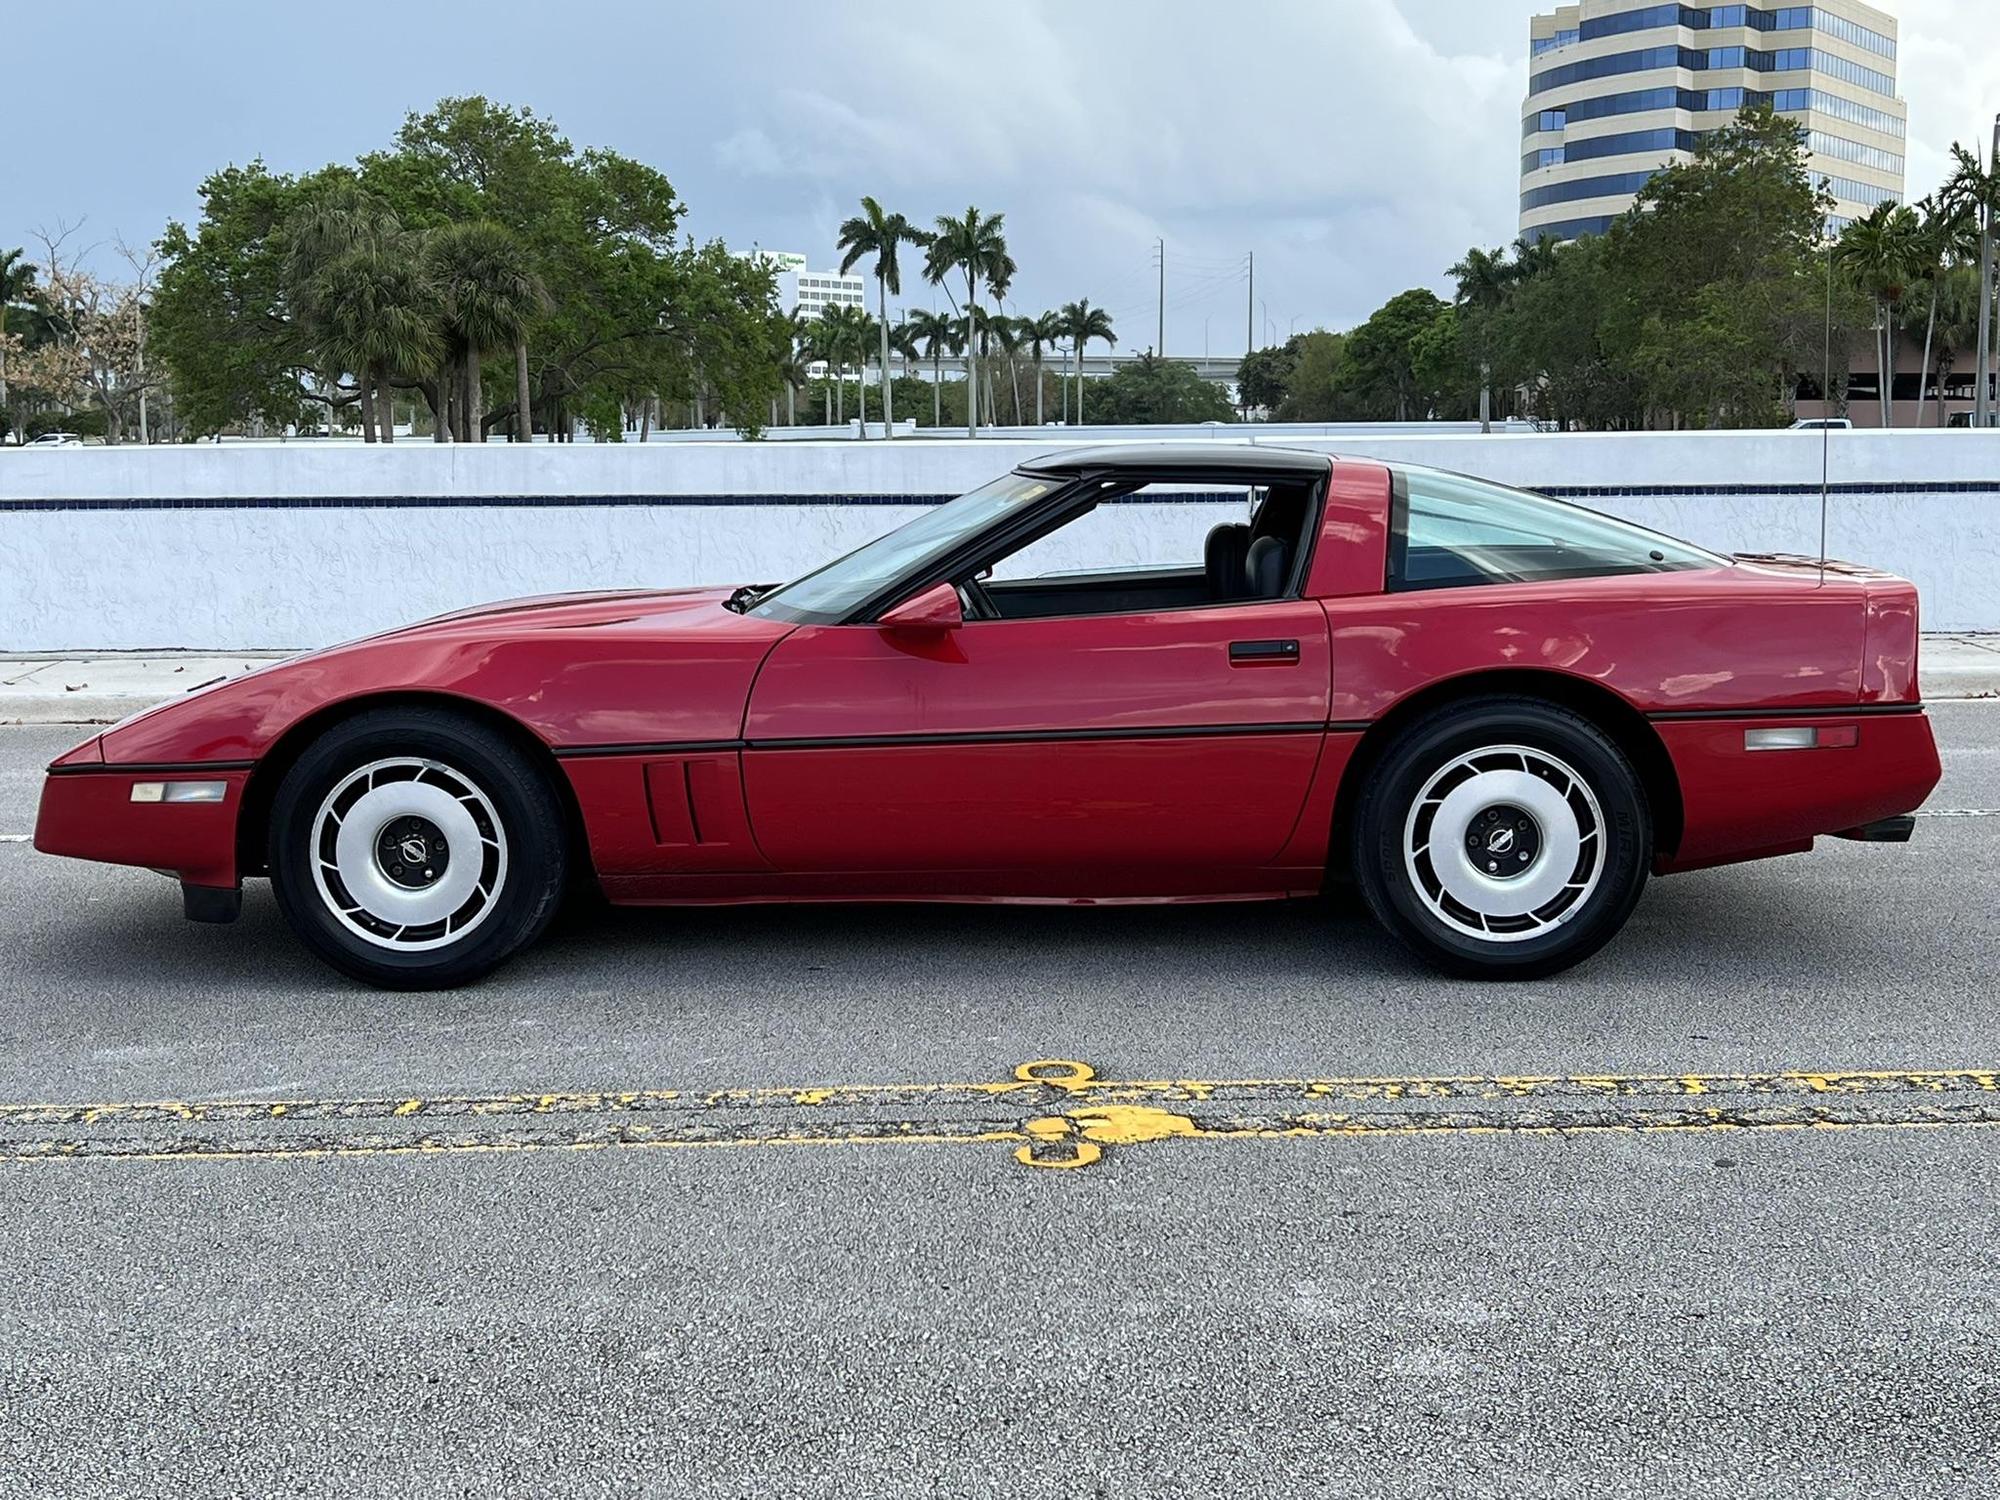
[1228,639,1301,664]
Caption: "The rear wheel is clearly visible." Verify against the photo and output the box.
[1353,698,1651,979]
[268,709,568,989]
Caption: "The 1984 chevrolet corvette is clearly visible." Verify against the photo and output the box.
[34,444,1941,988]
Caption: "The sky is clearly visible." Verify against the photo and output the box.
[6,0,1998,359]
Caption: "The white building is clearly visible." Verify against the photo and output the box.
[1521,0,1906,241]
[740,249,866,320]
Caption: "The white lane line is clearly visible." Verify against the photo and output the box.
[1916,810,2000,818]
[0,834,31,842]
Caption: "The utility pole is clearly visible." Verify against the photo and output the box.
[1243,250,1255,421]
[1980,115,1999,428]
[1155,237,1165,358]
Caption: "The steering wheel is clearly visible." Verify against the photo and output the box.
[957,575,1000,621]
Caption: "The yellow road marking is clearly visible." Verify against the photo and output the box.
[5,1060,2000,1170]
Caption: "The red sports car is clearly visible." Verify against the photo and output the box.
[34,444,1941,988]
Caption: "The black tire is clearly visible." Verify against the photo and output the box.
[1351,697,1651,980]
[267,708,568,989]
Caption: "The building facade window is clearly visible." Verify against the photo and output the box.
[1523,214,1622,242]
[1807,130,1904,173]
[1530,42,1894,98]
[1571,5,1891,57]
[1521,169,1665,211]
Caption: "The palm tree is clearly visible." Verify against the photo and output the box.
[837,197,926,440]
[1449,245,1515,431]
[306,246,442,444]
[1509,233,1562,283]
[1929,264,1986,425]
[990,311,1026,424]
[0,247,35,424]
[778,308,813,426]
[853,309,880,431]
[904,307,958,427]
[923,207,1015,437]
[815,304,869,426]
[281,184,428,442]
[1836,203,1923,426]
[1906,197,1976,429]
[426,221,549,443]
[1020,311,1063,426]
[1945,140,2000,425]
[1059,299,1116,424]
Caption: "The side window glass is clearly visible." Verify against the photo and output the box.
[986,483,1253,583]
[1391,468,1721,591]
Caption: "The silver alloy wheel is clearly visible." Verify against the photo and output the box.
[309,757,509,952]
[1402,743,1605,943]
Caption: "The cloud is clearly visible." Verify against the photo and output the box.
[6,0,1989,355]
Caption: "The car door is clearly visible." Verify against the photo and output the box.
[739,599,1332,879]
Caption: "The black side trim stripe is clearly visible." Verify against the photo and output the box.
[1647,702,1925,723]
[554,721,1367,758]
[49,760,257,777]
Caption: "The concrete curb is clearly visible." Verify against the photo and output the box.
[2,641,1996,728]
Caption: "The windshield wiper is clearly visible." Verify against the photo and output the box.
[724,584,772,613]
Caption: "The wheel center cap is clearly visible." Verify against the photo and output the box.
[1465,803,1541,880]
[376,815,450,890]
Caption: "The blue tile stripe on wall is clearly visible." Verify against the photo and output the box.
[3,482,1999,513]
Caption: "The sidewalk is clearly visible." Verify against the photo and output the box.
[3,639,1995,726]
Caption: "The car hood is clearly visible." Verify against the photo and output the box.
[91,584,790,766]
[379,585,736,636]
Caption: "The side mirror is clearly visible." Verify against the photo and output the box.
[879,581,963,633]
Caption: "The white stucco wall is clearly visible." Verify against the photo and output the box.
[2,431,1995,648]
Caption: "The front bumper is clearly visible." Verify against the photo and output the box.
[34,747,250,891]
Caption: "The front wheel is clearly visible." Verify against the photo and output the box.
[1353,698,1651,979]
[268,708,569,989]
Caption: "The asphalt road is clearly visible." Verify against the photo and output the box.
[1,705,1997,1497]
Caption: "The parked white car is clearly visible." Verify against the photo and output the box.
[23,432,84,448]
[1791,417,1853,431]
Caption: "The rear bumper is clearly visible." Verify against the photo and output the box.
[33,760,249,889]
[1655,707,1940,874]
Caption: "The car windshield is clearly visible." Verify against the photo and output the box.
[747,471,1056,624]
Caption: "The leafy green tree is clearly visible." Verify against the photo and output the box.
[1490,236,1634,430]
[1410,305,1477,421]
[1236,341,1296,416]
[1336,288,1449,419]
[152,162,325,436]
[1086,354,1234,424]
[1606,106,1832,428]
[152,99,783,440]
[0,247,34,424]
[837,196,926,439]
[1273,330,1349,421]
[924,207,1013,436]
